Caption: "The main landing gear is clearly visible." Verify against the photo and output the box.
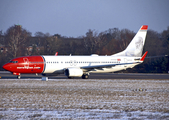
[82,74,89,79]
[67,74,89,79]
[68,77,74,79]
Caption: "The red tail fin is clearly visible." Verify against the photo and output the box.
[140,51,148,61]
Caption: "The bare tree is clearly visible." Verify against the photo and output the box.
[118,29,135,51]
[4,25,31,58]
[0,30,4,45]
[83,29,99,54]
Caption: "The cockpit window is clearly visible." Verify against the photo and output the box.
[9,61,18,63]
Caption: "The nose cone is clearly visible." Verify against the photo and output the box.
[3,63,11,71]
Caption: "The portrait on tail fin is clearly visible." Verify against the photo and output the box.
[113,25,148,57]
[125,36,143,57]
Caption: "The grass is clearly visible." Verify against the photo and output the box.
[0,79,169,119]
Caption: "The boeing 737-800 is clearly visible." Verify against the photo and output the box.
[3,25,148,79]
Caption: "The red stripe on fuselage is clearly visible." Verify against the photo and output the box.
[3,56,45,74]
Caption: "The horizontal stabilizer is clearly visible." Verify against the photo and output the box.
[140,51,148,61]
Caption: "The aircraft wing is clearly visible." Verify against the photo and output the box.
[80,62,140,71]
[81,51,148,71]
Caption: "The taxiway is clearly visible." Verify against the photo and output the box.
[0,71,169,79]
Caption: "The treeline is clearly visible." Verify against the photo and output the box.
[0,25,169,73]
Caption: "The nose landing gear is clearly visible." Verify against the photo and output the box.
[17,75,21,79]
[13,72,21,79]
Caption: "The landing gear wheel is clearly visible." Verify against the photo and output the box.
[82,74,89,79]
[68,77,74,79]
[17,76,21,79]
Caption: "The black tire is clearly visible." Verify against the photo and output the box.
[68,77,73,79]
[17,76,21,79]
[82,74,89,79]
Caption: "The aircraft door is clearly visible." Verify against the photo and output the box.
[124,58,128,68]
[124,58,128,63]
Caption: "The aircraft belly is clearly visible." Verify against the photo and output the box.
[89,65,135,73]
[43,64,64,74]
[90,68,115,73]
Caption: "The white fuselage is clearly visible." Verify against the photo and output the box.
[42,55,141,74]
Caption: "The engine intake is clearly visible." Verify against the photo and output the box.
[65,68,83,77]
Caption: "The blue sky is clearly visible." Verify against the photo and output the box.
[0,0,169,37]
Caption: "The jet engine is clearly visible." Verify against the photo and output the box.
[65,68,83,77]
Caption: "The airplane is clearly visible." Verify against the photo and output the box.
[3,25,148,80]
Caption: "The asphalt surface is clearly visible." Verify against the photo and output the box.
[0,71,169,79]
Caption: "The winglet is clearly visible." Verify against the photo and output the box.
[140,51,148,61]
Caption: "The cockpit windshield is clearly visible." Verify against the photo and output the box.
[9,61,18,63]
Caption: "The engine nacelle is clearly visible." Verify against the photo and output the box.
[65,68,83,77]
